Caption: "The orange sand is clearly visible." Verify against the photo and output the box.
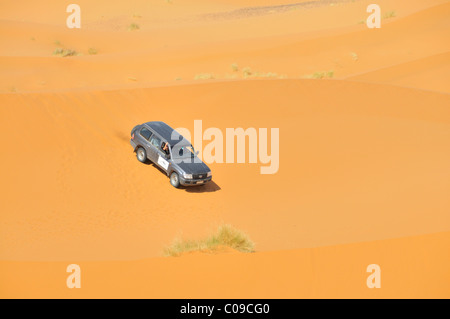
[1,232,449,298]
[0,0,449,298]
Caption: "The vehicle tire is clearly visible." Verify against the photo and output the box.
[136,147,147,163]
[170,171,180,188]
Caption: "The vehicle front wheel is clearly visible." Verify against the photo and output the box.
[136,147,147,163]
[170,172,180,188]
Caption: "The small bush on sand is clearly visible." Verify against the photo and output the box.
[253,71,283,78]
[53,48,78,57]
[194,73,214,80]
[88,47,98,55]
[383,11,396,19]
[242,67,252,77]
[128,23,140,31]
[164,224,255,257]
[231,63,239,72]
[308,70,334,79]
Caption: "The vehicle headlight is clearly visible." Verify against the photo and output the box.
[183,173,193,179]
[207,171,212,177]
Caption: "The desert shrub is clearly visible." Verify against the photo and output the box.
[128,23,140,31]
[53,48,77,57]
[310,70,334,79]
[242,67,252,77]
[383,11,396,19]
[194,73,214,80]
[164,224,255,257]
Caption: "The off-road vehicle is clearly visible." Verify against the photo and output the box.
[130,121,212,188]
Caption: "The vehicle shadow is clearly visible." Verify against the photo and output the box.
[143,161,165,173]
[114,130,130,143]
[182,180,221,193]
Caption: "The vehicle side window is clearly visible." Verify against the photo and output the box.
[149,134,161,149]
[160,141,170,155]
[140,127,152,140]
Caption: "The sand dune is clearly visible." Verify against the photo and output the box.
[1,79,449,261]
[348,52,450,93]
[1,0,449,93]
[1,231,449,298]
[0,0,449,297]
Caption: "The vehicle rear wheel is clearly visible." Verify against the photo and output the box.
[136,147,147,163]
[170,172,180,188]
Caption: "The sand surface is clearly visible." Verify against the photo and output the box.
[0,0,449,297]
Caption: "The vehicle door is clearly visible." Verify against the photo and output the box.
[138,127,153,160]
[147,132,162,163]
[154,139,171,173]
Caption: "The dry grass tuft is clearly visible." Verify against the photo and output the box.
[53,48,78,57]
[164,224,255,257]
[128,23,140,31]
[194,73,215,80]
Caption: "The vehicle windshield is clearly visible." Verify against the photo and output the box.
[172,144,196,159]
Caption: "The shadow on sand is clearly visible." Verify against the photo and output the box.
[142,160,221,193]
[183,180,221,193]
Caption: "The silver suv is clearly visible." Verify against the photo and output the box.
[130,121,212,188]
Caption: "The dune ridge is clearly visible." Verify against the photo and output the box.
[1,0,449,93]
[1,79,449,261]
[1,231,449,298]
